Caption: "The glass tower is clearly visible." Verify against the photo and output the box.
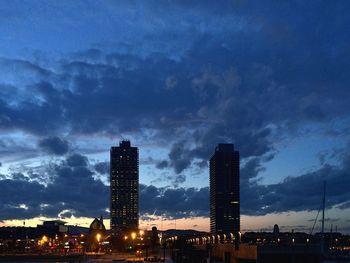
[110,140,139,235]
[210,143,240,235]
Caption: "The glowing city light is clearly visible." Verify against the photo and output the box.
[131,232,136,240]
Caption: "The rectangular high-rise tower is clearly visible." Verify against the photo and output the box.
[110,140,139,235]
[210,143,240,235]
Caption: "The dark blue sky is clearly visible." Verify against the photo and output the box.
[0,0,350,232]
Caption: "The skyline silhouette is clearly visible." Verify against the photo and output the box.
[0,1,349,234]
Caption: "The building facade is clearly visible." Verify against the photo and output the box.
[110,140,139,235]
[210,143,240,235]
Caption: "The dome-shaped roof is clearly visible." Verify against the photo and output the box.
[89,217,106,231]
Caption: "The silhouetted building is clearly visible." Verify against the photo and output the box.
[88,216,106,251]
[210,144,240,235]
[89,216,106,235]
[0,226,37,240]
[151,226,159,247]
[37,220,68,238]
[110,140,139,236]
[273,224,280,236]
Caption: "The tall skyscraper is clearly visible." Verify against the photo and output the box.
[210,143,240,235]
[110,140,139,235]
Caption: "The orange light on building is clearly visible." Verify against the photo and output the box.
[131,232,136,240]
[40,235,48,246]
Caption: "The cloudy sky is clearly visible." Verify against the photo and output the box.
[1,0,350,233]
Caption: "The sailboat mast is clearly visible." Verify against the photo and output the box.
[321,181,326,254]
[321,181,326,235]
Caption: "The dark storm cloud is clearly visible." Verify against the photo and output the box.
[0,138,38,161]
[94,161,110,174]
[0,179,46,219]
[0,151,350,220]
[0,154,108,220]
[0,57,51,78]
[140,184,209,218]
[38,136,69,155]
[172,174,186,188]
[241,152,350,216]
[2,5,350,166]
[156,160,168,169]
[0,83,64,135]
[65,153,88,167]
[168,141,191,174]
[0,152,206,220]
[163,173,186,188]
[0,0,350,218]
[11,172,29,181]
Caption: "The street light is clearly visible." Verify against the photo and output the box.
[39,235,48,246]
[131,232,136,240]
[96,233,101,243]
[131,232,137,251]
[139,230,144,236]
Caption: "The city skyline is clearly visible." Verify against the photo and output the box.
[0,1,350,234]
